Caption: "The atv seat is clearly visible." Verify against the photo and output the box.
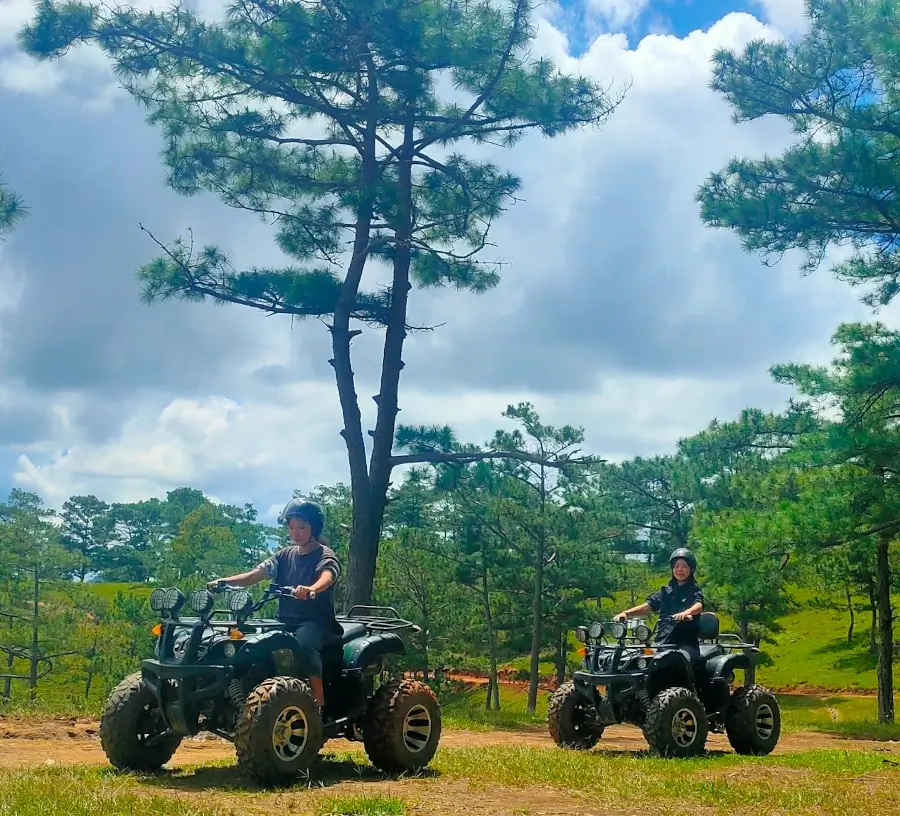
[696,612,724,662]
[697,611,719,641]
[338,620,367,644]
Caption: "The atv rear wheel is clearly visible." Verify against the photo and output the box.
[234,676,323,785]
[725,685,781,755]
[548,681,604,750]
[100,672,182,771]
[644,686,709,758]
[363,679,442,773]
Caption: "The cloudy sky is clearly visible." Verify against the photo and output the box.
[0,0,888,522]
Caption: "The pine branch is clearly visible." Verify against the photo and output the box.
[390,450,603,468]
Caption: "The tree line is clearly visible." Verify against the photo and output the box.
[2,380,900,720]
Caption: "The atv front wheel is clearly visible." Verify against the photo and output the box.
[362,679,442,773]
[548,681,604,750]
[644,686,709,758]
[234,676,323,785]
[725,685,781,755]
[99,672,182,771]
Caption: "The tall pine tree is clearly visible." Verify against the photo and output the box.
[20,0,621,605]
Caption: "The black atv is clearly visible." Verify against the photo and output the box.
[548,613,781,758]
[99,583,441,785]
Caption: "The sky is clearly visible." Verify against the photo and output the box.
[0,0,887,524]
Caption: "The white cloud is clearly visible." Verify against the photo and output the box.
[2,3,882,521]
[588,0,650,30]
[753,0,809,37]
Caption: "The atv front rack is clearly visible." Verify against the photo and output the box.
[344,605,421,633]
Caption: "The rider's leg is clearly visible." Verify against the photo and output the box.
[292,621,326,707]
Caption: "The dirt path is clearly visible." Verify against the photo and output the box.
[0,715,897,770]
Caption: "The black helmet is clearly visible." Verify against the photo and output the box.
[278,498,325,538]
[669,547,697,574]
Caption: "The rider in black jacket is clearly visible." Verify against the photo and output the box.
[613,548,705,654]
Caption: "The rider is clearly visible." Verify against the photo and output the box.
[208,498,341,708]
[612,547,704,654]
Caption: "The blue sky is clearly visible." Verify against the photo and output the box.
[2,0,867,524]
[555,0,764,55]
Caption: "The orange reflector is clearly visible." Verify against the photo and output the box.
[151,624,162,637]
[642,648,655,655]
[576,647,587,657]
[229,629,244,640]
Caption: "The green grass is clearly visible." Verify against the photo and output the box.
[3,747,899,816]
[441,683,549,731]
[0,766,218,816]
[4,742,900,816]
[315,796,405,816]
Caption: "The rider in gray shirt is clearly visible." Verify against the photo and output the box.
[209,499,340,708]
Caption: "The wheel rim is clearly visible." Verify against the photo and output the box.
[568,698,598,735]
[134,695,168,746]
[272,705,309,762]
[671,707,698,748]
[755,703,775,740]
[403,704,433,754]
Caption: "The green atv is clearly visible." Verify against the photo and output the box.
[99,583,441,785]
[549,613,781,758]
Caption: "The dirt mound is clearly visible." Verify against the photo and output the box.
[0,716,98,741]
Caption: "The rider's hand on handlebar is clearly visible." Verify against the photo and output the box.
[206,579,224,593]
[291,585,317,600]
[613,612,627,623]
[671,612,693,622]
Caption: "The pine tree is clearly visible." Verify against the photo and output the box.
[697,0,900,307]
[20,0,621,605]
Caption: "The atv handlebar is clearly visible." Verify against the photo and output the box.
[207,581,316,600]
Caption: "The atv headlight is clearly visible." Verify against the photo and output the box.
[588,622,604,641]
[229,589,254,616]
[150,587,185,616]
[635,623,651,643]
[190,589,215,617]
[609,621,627,640]
[149,588,166,613]
[574,626,588,644]
[223,642,236,659]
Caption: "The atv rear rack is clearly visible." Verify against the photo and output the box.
[714,633,760,652]
[344,605,421,633]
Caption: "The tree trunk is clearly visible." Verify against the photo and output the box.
[420,609,430,682]
[345,115,416,610]
[739,605,756,686]
[2,652,13,702]
[554,624,567,688]
[333,101,378,611]
[480,548,500,711]
[875,534,894,724]
[845,584,855,644]
[528,540,544,713]
[29,567,39,703]
[527,490,547,713]
[869,580,878,654]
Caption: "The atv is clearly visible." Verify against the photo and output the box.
[99,583,441,785]
[548,613,781,758]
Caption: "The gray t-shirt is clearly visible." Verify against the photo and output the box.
[257,543,341,628]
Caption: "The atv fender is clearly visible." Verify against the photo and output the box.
[705,652,757,682]
[233,630,320,678]
[343,633,405,672]
[647,649,696,692]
